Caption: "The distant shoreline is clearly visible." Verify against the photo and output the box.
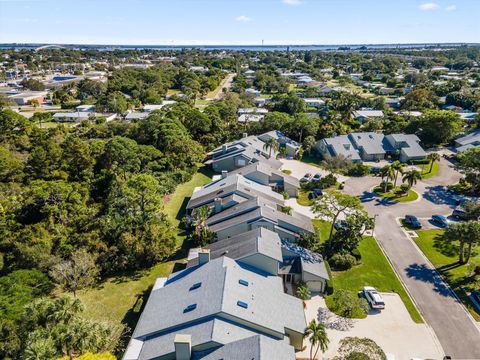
[1,42,479,51]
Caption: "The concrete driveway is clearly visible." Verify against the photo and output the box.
[343,157,480,358]
[299,294,443,360]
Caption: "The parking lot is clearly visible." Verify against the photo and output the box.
[299,293,444,360]
[280,159,348,183]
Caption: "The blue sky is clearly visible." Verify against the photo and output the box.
[0,0,478,45]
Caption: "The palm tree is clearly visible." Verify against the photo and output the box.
[379,165,395,193]
[391,161,405,188]
[402,169,422,188]
[192,205,211,237]
[427,153,441,173]
[303,319,329,360]
[263,137,279,158]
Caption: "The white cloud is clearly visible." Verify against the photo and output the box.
[235,15,252,22]
[283,0,302,5]
[419,2,439,10]
[445,5,457,11]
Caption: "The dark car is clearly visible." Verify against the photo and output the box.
[452,207,468,220]
[312,173,322,181]
[404,215,422,229]
[431,214,449,228]
[472,290,480,306]
[308,188,324,200]
[300,173,312,183]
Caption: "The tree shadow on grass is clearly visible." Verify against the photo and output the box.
[433,234,459,258]
[405,263,458,300]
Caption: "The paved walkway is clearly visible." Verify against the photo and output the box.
[343,158,480,358]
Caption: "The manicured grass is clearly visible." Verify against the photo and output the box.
[312,219,332,243]
[326,237,423,323]
[163,167,213,247]
[301,154,323,168]
[297,189,314,206]
[77,261,174,324]
[374,187,419,203]
[35,121,78,129]
[418,161,440,179]
[413,229,480,320]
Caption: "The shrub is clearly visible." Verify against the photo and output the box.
[400,183,410,194]
[330,253,356,270]
[378,181,393,192]
[347,162,370,177]
[329,289,369,318]
[281,191,289,199]
[351,248,362,261]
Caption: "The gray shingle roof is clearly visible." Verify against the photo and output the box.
[281,240,330,280]
[349,132,386,156]
[130,257,305,359]
[205,228,283,263]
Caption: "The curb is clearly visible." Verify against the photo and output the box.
[372,232,446,357]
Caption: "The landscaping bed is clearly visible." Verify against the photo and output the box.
[373,186,419,203]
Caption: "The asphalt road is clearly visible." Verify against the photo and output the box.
[344,157,480,359]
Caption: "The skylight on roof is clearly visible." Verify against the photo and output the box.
[189,282,201,291]
[183,304,197,313]
[237,301,248,309]
[239,279,249,286]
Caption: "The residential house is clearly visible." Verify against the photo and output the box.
[205,196,314,242]
[53,112,117,122]
[206,134,282,173]
[318,132,426,163]
[187,228,329,291]
[257,130,300,158]
[9,91,48,105]
[228,162,299,197]
[123,256,305,360]
[353,109,384,123]
[303,98,325,108]
[455,130,480,152]
[75,104,95,112]
[385,134,427,162]
[186,173,285,215]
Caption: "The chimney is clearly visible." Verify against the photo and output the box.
[221,170,228,179]
[242,132,248,138]
[198,249,210,265]
[222,144,227,153]
[174,334,191,360]
[214,197,223,213]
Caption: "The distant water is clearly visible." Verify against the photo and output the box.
[1,43,478,51]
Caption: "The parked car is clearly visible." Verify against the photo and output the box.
[404,215,422,229]
[471,290,480,307]
[308,188,323,200]
[300,173,312,182]
[452,207,468,220]
[431,214,448,228]
[362,286,385,309]
[312,173,322,181]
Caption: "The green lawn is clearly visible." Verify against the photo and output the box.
[413,229,480,320]
[297,189,314,206]
[312,219,332,243]
[326,236,423,323]
[76,168,212,331]
[374,187,419,203]
[418,161,440,179]
[163,167,213,247]
[311,221,423,322]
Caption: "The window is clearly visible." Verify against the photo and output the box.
[189,282,201,291]
[184,304,197,313]
[239,279,249,287]
[237,301,248,309]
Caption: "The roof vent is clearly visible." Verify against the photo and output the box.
[189,282,201,291]
[237,300,248,309]
[239,279,249,286]
[183,304,197,313]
